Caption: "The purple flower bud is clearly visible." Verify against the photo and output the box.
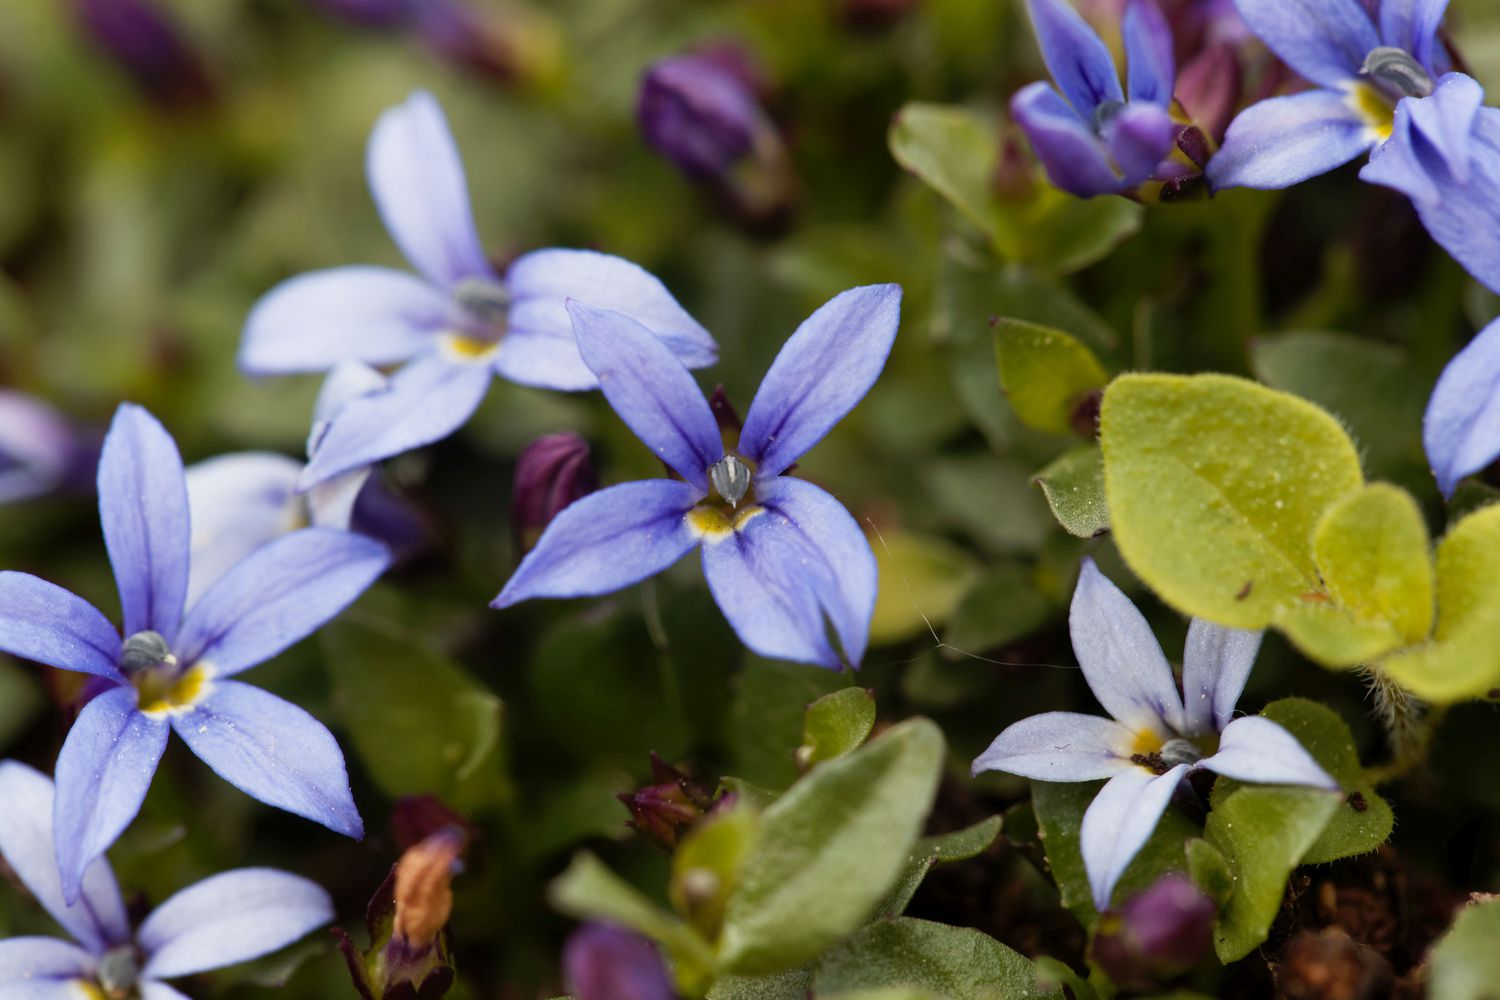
[1089,874,1215,990]
[564,924,676,1000]
[637,48,797,230]
[72,0,213,110]
[1176,42,1241,142]
[512,432,597,550]
[0,392,95,503]
[639,53,764,181]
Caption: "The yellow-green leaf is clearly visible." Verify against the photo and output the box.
[1313,483,1433,644]
[995,319,1108,435]
[1034,444,1109,537]
[870,530,980,644]
[1100,373,1365,629]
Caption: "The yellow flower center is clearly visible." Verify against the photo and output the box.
[688,504,766,543]
[134,662,213,717]
[1348,81,1397,143]
[438,332,501,364]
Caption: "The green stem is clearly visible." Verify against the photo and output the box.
[1363,666,1439,784]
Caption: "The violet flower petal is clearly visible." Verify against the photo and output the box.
[971,712,1138,781]
[170,680,363,839]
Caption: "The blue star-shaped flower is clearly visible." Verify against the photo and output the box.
[973,558,1338,908]
[238,89,719,491]
[1208,0,1500,293]
[0,405,387,901]
[0,761,334,1000]
[493,284,903,670]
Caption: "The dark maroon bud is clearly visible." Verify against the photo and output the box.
[390,796,473,853]
[413,0,562,87]
[512,432,597,551]
[564,924,676,1000]
[308,0,412,28]
[839,0,919,31]
[72,0,213,110]
[618,754,719,850]
[1089,873,1215,990]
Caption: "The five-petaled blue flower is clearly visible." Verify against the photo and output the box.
[1423,315,1500,498]
[238,89,719,492]
[1014,0,1197,199]
[492,284,902,671]
[972,558,1338,908]
[1208,0,1500,293]
[0,404,387,902]
[0,760,334,1000]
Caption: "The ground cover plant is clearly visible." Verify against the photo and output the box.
[3,0,1500,997]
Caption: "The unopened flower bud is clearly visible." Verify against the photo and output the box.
[337,827,466,1000]
[638,49,796,232]
[512,432,596,551]
[309,0,412,28]
[392,826,466,950]
[839,0,919,32]
[414,0,562,89]
[0,392,97,504]
[1089,873,1214,990]
[72,0,214,110]
[619,753,718,850]
[563,924,676,1000]
[1176,43,1242,143]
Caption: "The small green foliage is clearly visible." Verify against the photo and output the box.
[1184,839,1233,906]
[879,816,1004,917]
[716,719,947,974]
[797,688,877,770]
[1200,783,1340,962]
[323,621,508,810]
[994,319,1109,436]
[728,658,855,790]
[1259,699,1393,865]
[1034,445,1110,537]
[1383,504,1500,703]
[672,804,761,940]
[1425,898,1500,1000]
[943,564,1055,656]
[706,966,813,1000]
[887,102,1141,274]
[813,917,1060,1000]
[1100,373,1365,630]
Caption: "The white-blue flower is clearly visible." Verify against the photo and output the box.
[972,558,1339,909]
[0,761,333,1000]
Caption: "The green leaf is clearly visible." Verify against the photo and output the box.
[323,621,508,810]
[716,719,947,974]
[1426,899,1500,1000]
[796,688,877,770]
[870,530,981,645]
[943,564,1055,657]
[1030,780,1198,924]
[1383,504,1500,703]
[707,966,813,1000]
[1184,838,1233,906]
[1035,445,1110,538]
[1100,373,1365,629]
[923,454,1056,554]
[812,917,1059,1000]
[1250,331,1427,483]
[1276,484,1433,666]
[1258,699,1393,865]
[887,102,1140,274]
[995,319,1108,436]
[887,103,999,245]
[728,659,854,790]
[1201,783,1340,961]
[548,853,716,980]
[879,816,1004,917]
[672,804,761,940]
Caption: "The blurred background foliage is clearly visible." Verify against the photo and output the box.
[5,0,1500,996]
